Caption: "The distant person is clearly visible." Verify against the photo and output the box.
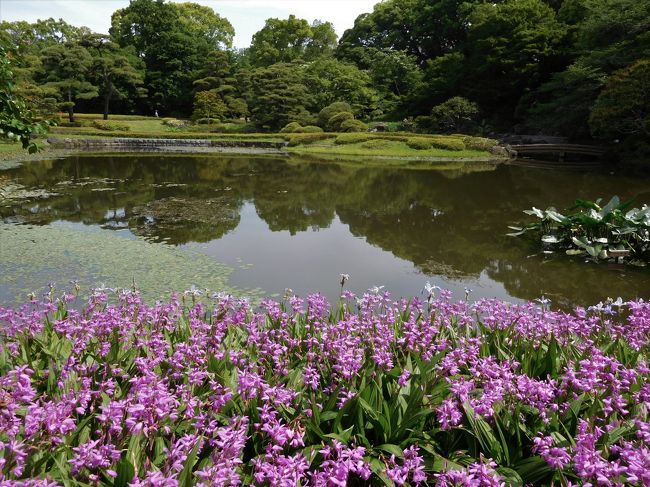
[154,110,159,117]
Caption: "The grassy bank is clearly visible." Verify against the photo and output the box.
[288,136,493,159]
[0,140,50,160]
[45,113,499,160]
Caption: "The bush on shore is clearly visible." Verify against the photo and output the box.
[91,120,130,132]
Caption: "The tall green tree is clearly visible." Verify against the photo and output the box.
[175,2,234,49]
[463,0,566,123]
[110,0,234,114]
[524,62,604,138]
[524,0,650,139]
[81,34,145,120]
[192,89,227,121]
[39,42,98,122]
[302,58,377,116]
[193,50,249,119]
[589,60,650,140]
[248,16,337,67]
[337,0,471,65]
[1,19,92,120]
[356,48,424,117]
[250,62,310,130]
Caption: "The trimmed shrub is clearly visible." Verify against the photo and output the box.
[340,119,368,133]
[195,118,221,125]
[414,115,432,133]
[360,139,395,150]
[430,137,466,151]
[91,120,130,132]
[280,122,302,133]
[162,118,188,129]
[335,133,376,145]
[58,120,87,128]
[294,125,324,133]
[317,101,352,128]
[464,136,498,151]
[327,111,354,132]
[430,96,479,133]
[286,133,334,146]
[406,137,433,150]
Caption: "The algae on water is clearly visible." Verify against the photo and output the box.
[0,222,260,305]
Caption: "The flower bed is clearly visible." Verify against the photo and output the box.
[0,288,649,485]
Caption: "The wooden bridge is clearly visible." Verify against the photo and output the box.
[508,144,606,162]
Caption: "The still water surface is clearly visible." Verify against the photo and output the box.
[1,153,649,306]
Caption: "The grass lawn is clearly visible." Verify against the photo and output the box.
[48,128,285,142]
[0,141,22,154]
[0,140,48,157]
[289,138,490,159]
[42,113,501,160]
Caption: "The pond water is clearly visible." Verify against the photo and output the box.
[1,153,649,307]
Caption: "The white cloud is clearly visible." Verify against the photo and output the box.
[0,0,379,48]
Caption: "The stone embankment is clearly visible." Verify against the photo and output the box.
[47,137,288,152]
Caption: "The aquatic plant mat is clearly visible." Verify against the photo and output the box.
[1,288,648,485]
[0,223,261,304]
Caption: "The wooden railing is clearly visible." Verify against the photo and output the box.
[508,144,605,161]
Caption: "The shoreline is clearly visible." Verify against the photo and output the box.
[0,136,504,165]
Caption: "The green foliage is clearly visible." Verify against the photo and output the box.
[463,136,497,151]
[414,115,433,133]
[340,119,368,133]
[192,90,227,121]
[430,137,466,151]
[91,119,130,131]
[4,0,648,153]
[286,133,335,146]
[0,48,49,151]
[294,125,324,133]
[110,0,235,115]
[317,101,352,128]
[194,117,221,125]
[327,111,355,132]
[360,138,394,150]
[406,137,433,150]
[525,62,605,139]
[280,122,302,133]
[161,118,188,129]
[430,97,479,134]
[57,120,87,128]
[248,15,337,67]
[589,60,650,140]
[464,0,567,120]
[250,62,310,130]
[174,2,234,50]
[303,57,378,116]
[509,196,650,265]
[81,34,145,120]
[39,42,99,122]
[335,133,376,145]
[337,0,467,64]
[345,47,424,117]
[279,121,323,133]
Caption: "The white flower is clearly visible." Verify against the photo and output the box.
[184,285,204,297]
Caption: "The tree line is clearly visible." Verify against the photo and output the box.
[1,0,648,149]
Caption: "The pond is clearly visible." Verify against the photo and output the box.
[1,153,649,307]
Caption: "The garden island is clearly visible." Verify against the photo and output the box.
[0,0,649,485]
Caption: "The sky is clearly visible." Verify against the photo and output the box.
[0,0,380,48]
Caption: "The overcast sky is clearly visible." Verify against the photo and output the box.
[0,0,379,48]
